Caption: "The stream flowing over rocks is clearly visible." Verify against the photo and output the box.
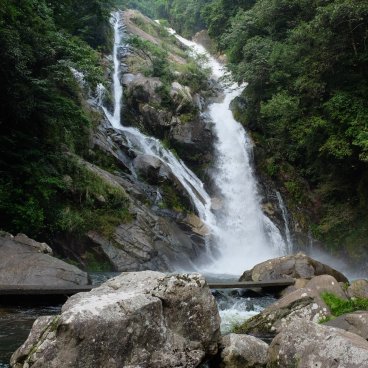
[10,272,220,368]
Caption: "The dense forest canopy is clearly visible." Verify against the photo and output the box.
[0,0,126,239]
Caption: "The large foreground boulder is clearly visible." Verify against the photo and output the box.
[0,232,89,287]
[268,319,368,367]
[239,253,348,283]
[11,272,221,368]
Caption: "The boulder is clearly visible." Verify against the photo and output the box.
[235,275,346,336]
[347,279,368,299]
[122,73,162,105]
[183,214,210,237]
[239,253,348,283]
[14,233,53,255]
[268,319,368,367]
[280,278,309,297]
[0,233,89,287]
[325,311,368,340]
[11,272,221,368]
[133,154,171,184]
[87,205,207,272]
[220,334,268,368]
[170,82,193,113]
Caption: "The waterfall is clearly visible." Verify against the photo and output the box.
[111,12,124,126]
[99,12,217,233]
[167,27,288,273]
[276,191,293,254]
[102,12,290,274]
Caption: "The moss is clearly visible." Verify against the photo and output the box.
[84,251,111,272]
[321,292,368,318]
[56,160,132,237]
[87,147,122,174]
[160,183,191,213]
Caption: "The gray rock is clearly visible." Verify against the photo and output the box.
[14,233,53,255]
[220,334,268,368]
[0,233,89,287]
[237,275,346,336]
[87,203,207,272]
[193,30,215,52]
[133,154,171,184]
[325,311,368,340]
[11,272,221,368]
[123,73,163,105]
[239,253,348,283]
[268,319,368,367]
[170,82,193,113]
[347,279,368,299]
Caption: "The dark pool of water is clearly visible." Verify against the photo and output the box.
[0,272,119,366]
[0,305,62,367]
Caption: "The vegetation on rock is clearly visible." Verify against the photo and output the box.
[0,0,130,245]
[322,292,368,319]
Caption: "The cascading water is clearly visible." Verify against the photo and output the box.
[98,12,217,233]
[104,12,290,275]
[276,191,293,254]
[166,28,288,273]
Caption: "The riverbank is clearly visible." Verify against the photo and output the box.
[8,254,368,368]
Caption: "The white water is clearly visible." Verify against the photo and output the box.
[165,27,287,273]
[276,191,293,254]
[99,13,217,231]
[103,13,290,279]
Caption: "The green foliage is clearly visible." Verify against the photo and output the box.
[0,0,129,242]
[127,35,173,82]
[177,57,211,93]
[48,0,113,51]
[321,292,368,319]
[84,251,112,272]
[205,0,368,256]
[160,183,192,213]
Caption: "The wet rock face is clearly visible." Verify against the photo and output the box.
[268,319,368,368]
[133,154,171,185]
[123,73,215,173]
[86,205,207,272]
[239,253,348,283]
[0,233,89,287]
[11,272,221,368]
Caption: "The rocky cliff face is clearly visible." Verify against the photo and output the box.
[50,10,217,273]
